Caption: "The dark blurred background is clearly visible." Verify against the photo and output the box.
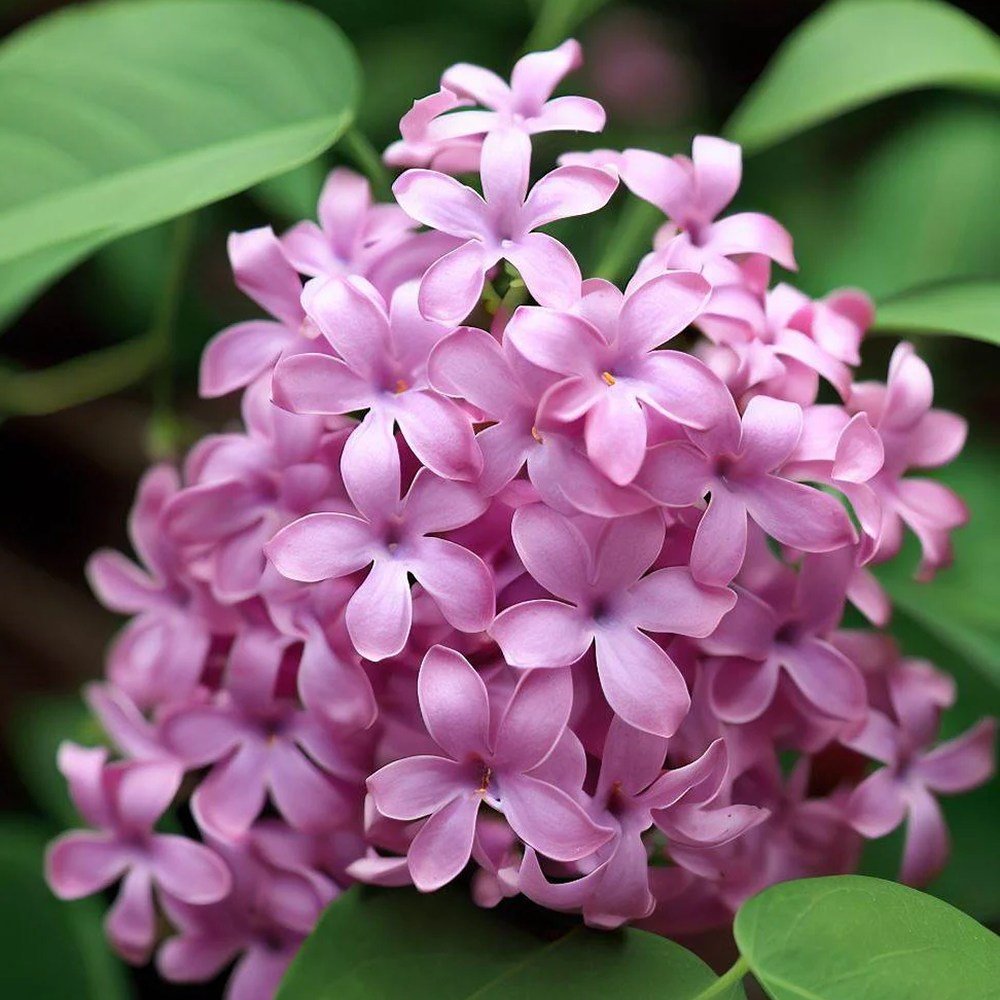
[0,1,997,996]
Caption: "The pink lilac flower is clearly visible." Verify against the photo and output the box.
[87,464,238,706]
[619,135,796,279]
[492,505,735,736]
[847,673,995,885]
[164,380,347,602]
[506,272,730,485]
[46,744,231,964]
[158,836,328,1000]
[426,39,605,144]
[638,395,857,586]
[394,127,617,323]
[384,89,482,172]
[701,548,867,723]
[367,646,613,890]
[266,444,494,661]
[520,720,762,927]
[273,277,481,482]
[161,633,364,839]
[199,227,308,398]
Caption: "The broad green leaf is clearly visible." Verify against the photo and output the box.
[6,697,105,829]
[727,0,1000,152]
[277,887,744,999]
[760,101,1000,300]
[734,875,1000,1000]
[0,820,131,999]
[0,0,360,273]
[874,280,1000,345]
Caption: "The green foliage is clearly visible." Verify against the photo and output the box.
[874,280,1000,345]
[276,887,744,1000]
[727,0,1000,152]
[0,820,131,999]
[0,0,360,321]
[734,875,1000,999]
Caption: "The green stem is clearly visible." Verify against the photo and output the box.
[524,0,611,53]
[147,214,196,457]
[593,198,663,285]
[690,955,750,1000]
[341,127,392,201]
[0,331,162,417]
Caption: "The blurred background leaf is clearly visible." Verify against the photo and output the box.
[873,279,1000,345]
[0,819,132,999]
[727,0,1000,152]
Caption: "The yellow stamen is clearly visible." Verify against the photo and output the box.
[478,766,492,794]
[601,371,616,386]
[530,426,544,443]
[394,379,408,394]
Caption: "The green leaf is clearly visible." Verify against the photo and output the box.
[727,0,1000,153]
[0,819,131,999]
[277,887,744,999]
[0,0,359,279]
[874,280,1000,345]
[734,875,1000,1000]
[6,697,105,828]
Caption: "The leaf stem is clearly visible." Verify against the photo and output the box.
[0,332,162,417]
[147,214,196,457]
[341,127,393,201]
[690,955,750,1000]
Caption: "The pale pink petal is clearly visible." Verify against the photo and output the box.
[642,739,727,811]
[200,320,291,398]
[884,342,933,431]
[907,410,967,468]
[529,95,606,134]
[418,645,490,759]
[708,213,796,269]
[510,39,582,106]
[418,241,490,324]
[392,169,488,239]
[86,550,161,614]
[394,390,482,482]
[619,148,692,221]
[271,353,372,415]
[521,165,618,231]
[637,351,733,431]
[301,275,390,377]
[404,469,488,536]
[900,785,949,886]
[505,233,582,309]
[500,773,612,860]
[266,513,374,583]
[346,560,413,661]
[833,412,884,482]
[481,128,531,220]
[407,794,481,891]
[691,135,741,220]
[625,567,735,637]
[585,389,647,485]
[917,719,996,794]
[368,756,468,820]
[228,227,303,327]
[441,62,511,108]
[598,715,669,798]
[510,503,592,603]
[743,476,855,553]
[409,537,495,633]
[738,395,803,473]
[594,626,690,737]
[477,422,533,495]
[340,408,400,522]
[149,836,231,904]
[317,167,371,254]
[691,488,748,586]
[636,441,711,506]
[494,668,573,771]
[268,742,350,832]
[591,508,664,593]
[709,657,781,724]
[491,601,593,669]
[505,306,605,377]
[429,327,524,417]
[116,759,182,831]
[618,271,711,355]
[46,833,128,899]
[105,868,156,964]
[781,637,866,721]
[192,743,268,839]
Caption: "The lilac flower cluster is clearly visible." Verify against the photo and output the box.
[46,40,994,999]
